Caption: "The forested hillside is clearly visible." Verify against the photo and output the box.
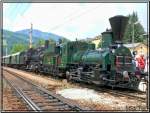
[3,29,69,55]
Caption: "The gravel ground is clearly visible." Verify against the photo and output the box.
[2,79,28,111]
[2,67,148,111]
[57,88,147,111]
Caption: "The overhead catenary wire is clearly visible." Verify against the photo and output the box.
[49,4,101,31]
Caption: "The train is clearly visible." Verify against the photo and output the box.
[2,15,143,90]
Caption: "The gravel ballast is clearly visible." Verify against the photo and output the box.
[3,67,148,111]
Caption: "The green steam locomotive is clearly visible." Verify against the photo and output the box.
[41,15,140,90]
[3,15,141,90]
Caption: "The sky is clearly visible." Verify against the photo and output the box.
[3,3,148,41]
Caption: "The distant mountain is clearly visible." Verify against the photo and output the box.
[15,29,66,42]
[3,29,29,55]
[3,29,69,55]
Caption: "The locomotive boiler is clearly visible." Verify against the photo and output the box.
[66,15,140,90]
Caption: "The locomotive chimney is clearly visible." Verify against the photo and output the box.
[45,40,49,49]
[109,15,129,43]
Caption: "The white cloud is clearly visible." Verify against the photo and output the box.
[12,3,83,31]
[3,3,147,40]
[3,18,12,30]
[50,3,118,40]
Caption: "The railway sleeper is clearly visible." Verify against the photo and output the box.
[32,98,52,103]
[44,105,72,110]
[41,106,71,111]
[33,99,59,103]
[45,99,60,103]
[36,102,64,107]
[48,102,66,106]
[4,69,84,111]
[46,96,57,99]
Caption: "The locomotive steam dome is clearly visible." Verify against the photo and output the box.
[109,15,129,43]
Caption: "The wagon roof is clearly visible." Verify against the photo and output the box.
[11,52,21,56]
[2,55,11,58]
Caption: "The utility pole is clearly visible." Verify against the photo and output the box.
[3,39,7,56]
[6,45,7,56]
[132,21,140,52]
[29,23,33,48]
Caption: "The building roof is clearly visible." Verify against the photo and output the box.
[123,43,146,48]
[3,52,21,58]
[79,36,102,42]
[11,52,21,56]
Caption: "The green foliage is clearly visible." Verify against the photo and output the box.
[98,41,102,48]
[61,38,70,43]
[3,30,29,55]
[11,43,28,54]
[123,12,145,43]
[3,29,70,55]
[36,39,45,47]
[49,38,56,44]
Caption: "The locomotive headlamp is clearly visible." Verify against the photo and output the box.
[117,44,121,48]
[112,49,115,53]
[123,71,129,78]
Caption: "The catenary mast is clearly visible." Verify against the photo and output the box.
[29,23,33,48]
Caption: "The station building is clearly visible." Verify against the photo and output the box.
[124,42,148,58]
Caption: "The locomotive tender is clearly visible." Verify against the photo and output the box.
[2,15,141,90]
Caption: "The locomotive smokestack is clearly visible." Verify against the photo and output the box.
[45,40,49,49]
[109,15,129,43]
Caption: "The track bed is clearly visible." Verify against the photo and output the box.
[3,69,85,111]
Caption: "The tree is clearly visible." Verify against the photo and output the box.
[98,41,102,48]
[49,38,55,44]
[11,43,28,54]
[61,38,70,43]
[123,12,145,43]
[36,39,45,47]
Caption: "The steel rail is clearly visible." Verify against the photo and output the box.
[66,78,146,103]
[3,68,86,111]
[78,82,146,103]
[3,67,146,107]
[97,88,146,103]
[4,76,42,111]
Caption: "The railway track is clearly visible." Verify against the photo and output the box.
[80,82,147,103]
[3,69,86,111]
[3,67,147,105]
[68,80,147,103]
[3,79,29,111]
[24,69,147,101]
[97,88,147,103]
